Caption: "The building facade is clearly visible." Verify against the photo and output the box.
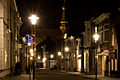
[84,13,119,77]
[0,0,22,77]
[64,36,83,72]
[36,38,56,70]
[84,18,95,74]
[75,38,82,72]
[93,13,118,76]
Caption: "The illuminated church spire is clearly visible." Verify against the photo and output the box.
[62,0,65,20]
[60,0,68,34]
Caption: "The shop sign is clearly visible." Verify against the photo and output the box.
[103,50,109,56]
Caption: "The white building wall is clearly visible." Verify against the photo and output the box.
[0,0,14,77]
[0,1,5,77]
[0,0,22,77]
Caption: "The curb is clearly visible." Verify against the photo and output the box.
[67,73,94,79]
[60,71,96,80]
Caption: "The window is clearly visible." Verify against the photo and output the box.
[115,59,117,71]
[104,18,109,24]
[103,25,110,42]
[112,33,114,46]
[95,26,97,33]
[100,32,103,43]
[104,25,109,30]
[111,59,113,70]
[87,28,90,31]
[104,30,109,41]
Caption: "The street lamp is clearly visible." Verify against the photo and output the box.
[30,49,34,56]
[37,56,41,60]
[50,54,54,59]
[93,34,100,43]
[30,49,33,54]
[93,33,100,80]
[28,15,39,25]
[28,43,31,46]
[58,51,62,56]
[27,43,31,80]
[30,57,33,60]
[65,47,69,52]
[28,14,39,80]
[42,58,47,62]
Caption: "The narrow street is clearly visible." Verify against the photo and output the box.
[3,69,93,80]
[1,0,120,79]
[35,69,92,80]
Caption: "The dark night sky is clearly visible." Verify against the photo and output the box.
[16,0,120,37]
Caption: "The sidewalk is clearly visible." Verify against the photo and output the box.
[60,70,120,80]
[0,72,32,80]
[4,74,29,80]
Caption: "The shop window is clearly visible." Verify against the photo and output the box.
[111,59,113,71]
[112,33,114,46]
[115,59,117,71]
[115,49,117,59]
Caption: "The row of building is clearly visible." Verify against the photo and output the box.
[0,0,22,77]
[35,12,120,77]
[62,12,120,77]
[34,0,120,77]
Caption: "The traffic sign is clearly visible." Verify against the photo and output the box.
[25,34,35,44]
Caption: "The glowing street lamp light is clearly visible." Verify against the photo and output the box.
[58,51,61,56]
[42,58,47,62]
[34,48,36,51]
[28,15,39,25]
[30,49,34,56]
[30,57,33,60]
[50,54,54,59]
[65,47,69,52]
[37,56,41,60]
[93,33,100,42]
[28,43,31,46]
[30,49,33,53]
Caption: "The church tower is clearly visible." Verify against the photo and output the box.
[60,0,68,37]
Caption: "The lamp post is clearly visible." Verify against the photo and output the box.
[22,37,32,80]
[62,33,67,70]
[58,51,61,56]
[93,33,100,80]
[57,51,62,70]
[27,43,31,80]
[65,46,69,71]
[37,55,41,60]
[28,15,39,80]
[50,54,54,59]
